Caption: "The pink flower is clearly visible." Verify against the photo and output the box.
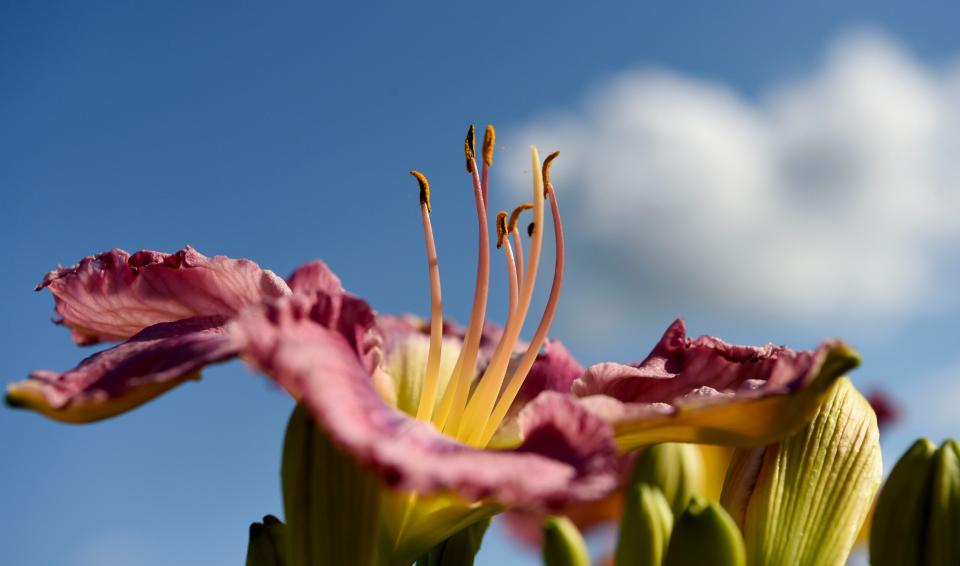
[7,126,859,560]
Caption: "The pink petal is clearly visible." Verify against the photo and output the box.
[38,246,291,344]
[7,316,237,423]
[230,295,620,509]
[572,319,859,448]
[573,319,830,403]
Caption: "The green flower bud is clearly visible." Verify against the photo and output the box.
[870,438,936,566]
[282,404,381,566]
[415,518,491,566]
[631,442,706,516]
[928,439,960,565]
[720,377,881,566]
[663,497,745,566]
[246,515,288,566]
[615,483,673,566]
[543,516,590,566]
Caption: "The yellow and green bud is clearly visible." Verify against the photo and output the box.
[630,442,706,516]
[246,515,288,566]
[928,439,960,565]
[282,404,381,566]
[615,482,673,566]
[663,497,745,566]
[721,377,881,566]
[543,516,590,566]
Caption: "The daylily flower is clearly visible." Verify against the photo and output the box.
[7,125,860,564]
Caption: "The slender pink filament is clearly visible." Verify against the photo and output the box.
[434,160,490,433]
[415,201,445,421]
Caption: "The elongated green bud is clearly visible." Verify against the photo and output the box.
[721,377,881,566]
[282,404,381,566]
[246,515,288,566]
[543,516,590,566]
[663,497,745,566]
[630,442,706,516]
[415,518,491,566]
[870,438,937,566]
[928,439,960,565]
[615,483,673,566]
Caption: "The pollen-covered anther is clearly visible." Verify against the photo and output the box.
[482,125,496,166]
[496,211,508,249]
[542,151,560,196]
[410,170,431,213]
[508,203,533,234]
[464,124,476,172]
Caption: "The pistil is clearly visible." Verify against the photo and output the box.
[410,171,445,422]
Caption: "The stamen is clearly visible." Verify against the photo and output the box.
[464,124,476,173]
[527,222,535,237]
[508,203,532,283]
[477,154,565,446]
[542,150,560,196]
[410,170,431,213]
[495,211,508,250]
[481,125,495,208]
[457,146,546,445]
[433,142,491,433]
[409,172,445,422]
[482,125,496,167]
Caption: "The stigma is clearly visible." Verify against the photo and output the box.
[408,125,565,448]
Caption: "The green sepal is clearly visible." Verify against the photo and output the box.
[414,518,491,566]
[928,439,960,566]
[630,442,706,516]
[246,515,288,566]
[663,497,745,566]
[543,516,590,566]
[615,483,673,566]
[282,404,381,566]
[870,437,936,566]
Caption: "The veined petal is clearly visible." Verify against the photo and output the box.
[38,247,290,344]
[230,295,620,509]
[574,319,859,449]
[6,316,237,423]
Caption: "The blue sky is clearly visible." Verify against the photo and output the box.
[3,2,959,565]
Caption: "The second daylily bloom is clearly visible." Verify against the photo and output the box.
[7,125,859,563]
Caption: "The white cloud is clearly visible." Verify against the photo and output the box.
[505,29,960,337]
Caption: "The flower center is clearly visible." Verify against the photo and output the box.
[408,125,565,448]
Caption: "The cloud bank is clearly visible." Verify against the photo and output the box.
[506,30,960,337]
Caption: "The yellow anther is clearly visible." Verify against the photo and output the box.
[507,203,533,233]
[464,124,476,172]
[495,211,508,249]
[482,125,496,166]
[410,170,431,213]
[542,151,560,196]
